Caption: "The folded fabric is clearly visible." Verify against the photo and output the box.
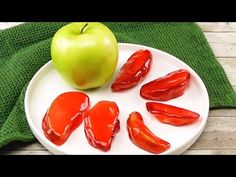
[0,22,235,148]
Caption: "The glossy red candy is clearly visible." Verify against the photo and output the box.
[111,49,152,91]
[146,102,200,126]
[42,92,90,146]
[140,69,190,101]
[84,101,120,151]
[127,112,170,154]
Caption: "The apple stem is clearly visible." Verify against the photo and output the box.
[81,23,89,34]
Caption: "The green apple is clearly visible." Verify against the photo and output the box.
[51,22,118,90]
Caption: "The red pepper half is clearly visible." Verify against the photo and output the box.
[127,112,170,154]
[146,102,200,126]
[84,101,120,151]
[140,69,190,101]
[42,92,90,146]
[111,49,152,91]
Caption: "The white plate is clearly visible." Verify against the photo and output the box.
[25,43,209,155]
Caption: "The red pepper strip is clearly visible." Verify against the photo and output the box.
[84,101,120,151]
[140,69,190,101]
[42,92,90,146]
[146,102,200,126]
[127,112,170,154]
[111,49,152,91]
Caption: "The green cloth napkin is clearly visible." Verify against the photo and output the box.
[0,22,236,148]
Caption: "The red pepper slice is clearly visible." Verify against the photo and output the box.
[84,101,120,151]
[140,69,190,101]
[42,92,90,146]
[127,112,170,154]
[111,49,152,91]
[146,102,200,126]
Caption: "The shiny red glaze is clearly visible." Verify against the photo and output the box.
[42,92,90,146]
[140,69,190,101]
[84,101,120,151]
[111,49,152,91]
[146,102,200,126]
[127,112,170,154]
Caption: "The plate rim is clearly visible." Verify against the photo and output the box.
[25,42,210,155]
